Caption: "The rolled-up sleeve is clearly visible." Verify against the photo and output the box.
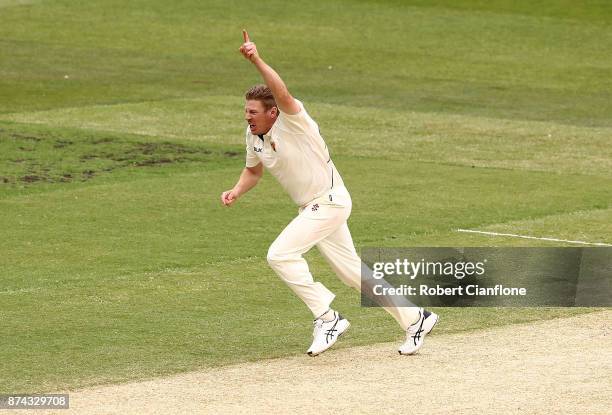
[277,100,318,135]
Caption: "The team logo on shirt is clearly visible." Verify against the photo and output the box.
[311,204,319,212]
[253,146,263,152]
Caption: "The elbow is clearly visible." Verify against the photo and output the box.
[246,164,263,179]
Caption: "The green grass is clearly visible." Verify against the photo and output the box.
[0,0,610,393]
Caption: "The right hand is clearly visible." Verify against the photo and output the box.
[239,29,260,63]
[220,189,239,207]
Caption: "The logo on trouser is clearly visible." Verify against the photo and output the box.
[311,204,319,212]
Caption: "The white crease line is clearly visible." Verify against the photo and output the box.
[457,229,612,247]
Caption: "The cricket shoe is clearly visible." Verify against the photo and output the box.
[398,308,439,355]
[307,311,350,357]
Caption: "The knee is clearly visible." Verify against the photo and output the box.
[266,245,296,269]
[266,246,283,268]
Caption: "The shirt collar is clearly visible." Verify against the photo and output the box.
[263,120,280,140]
[253,121,277,141]
[257,130,274,141]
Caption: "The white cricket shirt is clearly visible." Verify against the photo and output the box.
[245,99,345,207]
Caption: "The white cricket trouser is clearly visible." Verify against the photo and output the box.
[266,186,420,330]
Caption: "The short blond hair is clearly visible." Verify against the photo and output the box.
[245,84,277,111]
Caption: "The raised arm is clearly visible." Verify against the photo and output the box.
[239,30,301,115]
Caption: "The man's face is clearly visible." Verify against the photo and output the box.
[245,100,277,135]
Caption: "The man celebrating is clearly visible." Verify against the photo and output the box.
[221,30,438,356]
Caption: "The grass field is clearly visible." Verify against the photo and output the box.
[1,0,611,394]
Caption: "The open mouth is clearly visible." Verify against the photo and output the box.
[249,124,256,131]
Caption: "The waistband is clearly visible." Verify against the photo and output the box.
[299,185,350,209]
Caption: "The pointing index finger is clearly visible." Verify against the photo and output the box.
[242,29,250,43]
